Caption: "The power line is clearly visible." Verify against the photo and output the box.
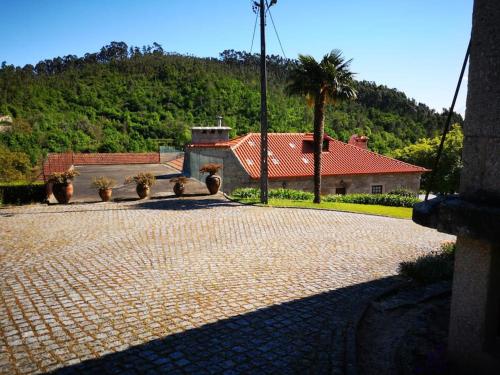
[266,2,287,59]
[250,9,258,53]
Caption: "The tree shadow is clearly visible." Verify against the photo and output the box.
[154,172,182,180]
[131,197,240,211]
[47,276,400,375]
[3,196,240,216]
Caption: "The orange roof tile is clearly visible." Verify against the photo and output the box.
[226,133,428,179]
[166,156,184,171]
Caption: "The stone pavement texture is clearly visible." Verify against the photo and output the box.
[0,197,454,374]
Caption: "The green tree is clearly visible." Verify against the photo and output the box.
[287,50,357,203]
[391,124,463,193]
[0,145,32,181]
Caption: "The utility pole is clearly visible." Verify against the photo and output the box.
[256,0,275,204]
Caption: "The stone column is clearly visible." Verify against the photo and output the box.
[447,0,500,373]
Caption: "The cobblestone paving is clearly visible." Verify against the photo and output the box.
[0,198,454,374]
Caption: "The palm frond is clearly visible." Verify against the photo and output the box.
[287,49,357,106]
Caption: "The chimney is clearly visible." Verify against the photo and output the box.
[216,115,223,127]
[348,134,368,150]
[191,116,231,144]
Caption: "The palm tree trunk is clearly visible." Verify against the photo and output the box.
[313,90,326,203]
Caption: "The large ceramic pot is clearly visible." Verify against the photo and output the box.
[173,182,185,197]
[99,188,113,202]
[52,182,74,204]
[205,174,221,195]
[136,184,150,199]
[45,181,54,201]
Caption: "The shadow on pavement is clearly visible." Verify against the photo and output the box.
[48,277,400,375]
[131,197,239,211]
[3,196,240,216]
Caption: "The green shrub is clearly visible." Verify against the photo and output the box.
[0,145,33,181]
[0,182,46,205]
[232,188,261,199]
[232,188,314,201]
[323,193,419,207]
[232,188,419,207]
[269,188,314,201]
[399,242,456,284]
[387,187,416,197]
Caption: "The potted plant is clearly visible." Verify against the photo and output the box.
[47,169,80,204]
[125,172,155,199]
[199,163,222,195]
[91,176,116,202]
[170,176,188,197]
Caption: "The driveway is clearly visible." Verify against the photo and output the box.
[58,164,208,202]
[0,198,454,374]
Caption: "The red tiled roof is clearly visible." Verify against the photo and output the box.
[186,135,247,149]
[166,156,184,171]
[225,133,428,179]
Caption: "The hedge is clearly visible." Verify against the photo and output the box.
[0,183,46,205]
[232,188,419,207]
[323,193,419,207]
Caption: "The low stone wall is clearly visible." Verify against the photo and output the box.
[43,152,161,180]
[184,148,246,191]
[73,153,159,165]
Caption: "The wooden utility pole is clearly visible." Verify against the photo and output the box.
[259,0,269,204]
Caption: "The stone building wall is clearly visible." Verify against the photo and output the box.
[184,148,249,192]
[185,148,422,194]
[228,173,422,195]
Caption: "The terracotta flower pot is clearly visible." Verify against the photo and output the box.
[136,184,150,199]
[52,182,74,204]
[45,181,53,201]
[205,174,221,195]
[173,182,185,197]
[99,188,113,202]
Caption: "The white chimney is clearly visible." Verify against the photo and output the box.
[191,116,231,144]
[216,115,223,127]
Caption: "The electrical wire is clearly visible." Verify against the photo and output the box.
[250,10,258,54]
[425,40,470,201]
[266,1,287,59]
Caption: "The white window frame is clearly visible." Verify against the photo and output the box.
[371,184,384,194]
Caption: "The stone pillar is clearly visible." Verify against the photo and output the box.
[459,0,500,201]
[447,0,500,373]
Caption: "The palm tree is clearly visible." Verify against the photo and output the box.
[287,50,357,203]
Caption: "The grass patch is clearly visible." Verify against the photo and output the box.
[399,242,456,284]
[232,197,413,219]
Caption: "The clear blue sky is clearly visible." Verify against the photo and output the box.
[1,0,473,114]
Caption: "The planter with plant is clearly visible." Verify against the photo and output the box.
[199,163,222,195]
[125,172,155,199]
[170,176,188,197]
[47,169,80,204]
[91,176,116,202]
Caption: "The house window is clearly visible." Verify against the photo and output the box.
[335,187,346,195]
[371,185,383,194]
[322,139,329,152]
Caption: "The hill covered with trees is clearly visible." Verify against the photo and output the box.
[0,42,462,176]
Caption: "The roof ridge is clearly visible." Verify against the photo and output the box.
[333,139,428,171]
[245,132,308,136]
[230,133,252,150]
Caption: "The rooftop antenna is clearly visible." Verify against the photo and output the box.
[253,0,277,204]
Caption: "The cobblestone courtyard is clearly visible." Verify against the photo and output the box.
[0,197,454,374]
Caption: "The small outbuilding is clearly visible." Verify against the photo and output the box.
[184,125,428,194]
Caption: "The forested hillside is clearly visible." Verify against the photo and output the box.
[0,42,462,169]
